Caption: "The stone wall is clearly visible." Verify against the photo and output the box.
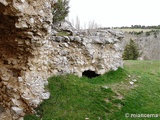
[0,1,124,120]
[49,29,124,77]
[0,0,53,119]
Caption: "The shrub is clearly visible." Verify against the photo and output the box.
[145,31,150,36]
[123,39,141,60]
[52,0,70,23]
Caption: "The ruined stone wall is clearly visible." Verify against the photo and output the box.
[0,1,124,120]
[49,29,124,77]
[0,0,53,119]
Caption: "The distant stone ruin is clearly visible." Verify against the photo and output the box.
[0,0,124,119]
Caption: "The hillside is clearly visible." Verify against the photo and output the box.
[1,1,160,119]
[119,29,160,60]
[24,60,160,120]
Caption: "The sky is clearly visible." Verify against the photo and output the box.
[68,0,160,28]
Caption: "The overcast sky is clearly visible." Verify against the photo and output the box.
[68,0,160,28]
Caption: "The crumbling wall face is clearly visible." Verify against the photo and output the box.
[0,1,124,119]
[48,30,124,77]
[0,0,53,119]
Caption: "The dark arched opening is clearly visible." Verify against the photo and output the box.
[82,70,100,78]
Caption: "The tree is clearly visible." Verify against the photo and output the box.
[52,0,70,23]
[88,20,97,29]
[75,16,80,30]
[123,39,141,60]
[88,20,101,29]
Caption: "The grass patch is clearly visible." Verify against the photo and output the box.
[108,60,160,120]
[24,68,127,120]
[56,31,70,36]
[24,61,160,120]
[81,68,127,85]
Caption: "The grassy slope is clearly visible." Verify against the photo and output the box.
[24,60,160,120]
[109,60,160,120]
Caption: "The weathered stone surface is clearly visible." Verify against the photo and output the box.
[0,1,123,120]
[41,92,50,100]
[53,20,76,35]
[48,28,124,76]
[11,107,23,115]
[0,0,53,119]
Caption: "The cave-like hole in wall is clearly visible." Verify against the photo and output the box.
[82,70,100,78]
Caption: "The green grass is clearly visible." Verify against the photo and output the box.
[56,31,70,36]
[108,60,160,120]
[24,61,160,120]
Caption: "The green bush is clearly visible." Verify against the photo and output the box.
[52,0,70,23]
[145,31,150,36]
[123,39,141,60]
